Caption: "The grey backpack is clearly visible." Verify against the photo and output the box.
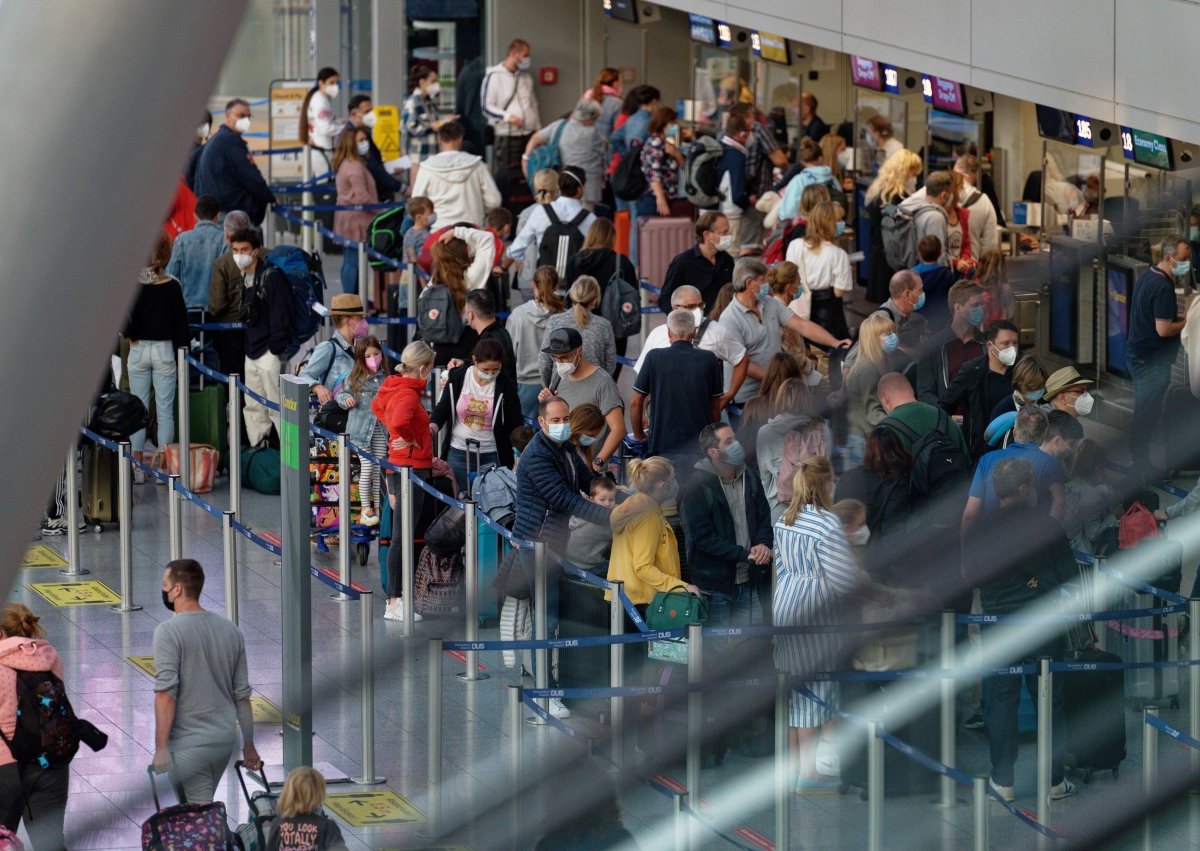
[417,283,465,345]
[880,202,946,269]
[600,267,641,339]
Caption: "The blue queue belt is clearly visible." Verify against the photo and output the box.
[271,206,406,270]
[956,602,1187,625]
[1145,712,1200,752]
[1098,562,1188,605]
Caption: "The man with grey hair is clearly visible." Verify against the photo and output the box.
[633,284,750,409]
[1127,233,1190,475]
[523,97,606,208]
[718,257,849,413]
[207,211,258,377]
[844,269,926,371]
[961,405,1064,531]
[631,308,723,470]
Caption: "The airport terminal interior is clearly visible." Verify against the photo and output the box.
[15,0,1200,848]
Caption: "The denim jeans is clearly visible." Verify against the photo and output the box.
[517,383,542,422]
[1127,350,1173,469]
[983,645,1066,787]
[447,445,497,498]
[127,339,177,453]
[704,583,752,628]
[518,546,561,683]
[341,243,360,295]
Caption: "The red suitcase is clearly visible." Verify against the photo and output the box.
[637,216,694,287]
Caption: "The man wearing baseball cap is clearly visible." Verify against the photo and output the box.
[1042,366,1095,418]
[538,328,625,472]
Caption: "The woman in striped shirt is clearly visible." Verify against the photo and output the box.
[773,456,865,792]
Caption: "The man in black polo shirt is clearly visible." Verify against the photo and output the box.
[1127,234,1189,474]
[659,211,736,311]
[631,309,723,478]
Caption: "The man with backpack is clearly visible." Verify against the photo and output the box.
[506,166,594,278]
[237,227,292,446]
[916,281,985,406]
[889,170,954,269]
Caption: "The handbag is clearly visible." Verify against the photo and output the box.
[313,400,349,434]
[646,585,708,631]
[425,502,466,556]
[164,444,219,494]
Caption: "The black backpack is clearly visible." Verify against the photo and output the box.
[611,143,647,201]
[367,206,407,269]
[536,205,589,276]
[0,670,81,769]
[882,409,971,515]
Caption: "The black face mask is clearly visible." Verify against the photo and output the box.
[162,590,175,612]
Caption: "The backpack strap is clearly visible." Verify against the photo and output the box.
[695,317,713,345]
[880,414,920,444]
[543,204,560,227]
[963,190,983,208]
[933,408,951,437]
[568,209,590,228]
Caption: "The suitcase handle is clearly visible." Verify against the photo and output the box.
[235,759,271,810]
[465,437,482,495]
[147,763,185,812]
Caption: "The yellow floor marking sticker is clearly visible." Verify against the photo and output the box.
[31,580,121,607]
[250,696,283,724]
[127,656,156,678]
[324,789,425,827]
[22,544,67,568]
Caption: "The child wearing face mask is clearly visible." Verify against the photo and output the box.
[336,337,387,525]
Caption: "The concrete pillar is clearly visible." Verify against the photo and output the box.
[371,0,407,109]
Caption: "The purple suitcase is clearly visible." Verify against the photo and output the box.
[637,216,694,287]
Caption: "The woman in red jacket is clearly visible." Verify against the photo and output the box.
[372,341,439,622]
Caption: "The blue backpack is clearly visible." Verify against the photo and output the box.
[524,119,567,188]
[263,245,326,358]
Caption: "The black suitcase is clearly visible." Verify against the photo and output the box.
[557,574,611,717]
[1063,647,1126,782]
[82,443,119,527]
[840,680,940,798]
[385,281,412,357]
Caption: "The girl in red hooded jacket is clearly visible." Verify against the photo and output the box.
[372,340,441,622]
[0,604,70,849]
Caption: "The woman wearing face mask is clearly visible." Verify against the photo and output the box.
[863,150,922,303]
[758,378,832,523]
[774,455,870,792]
[373,341,447,622]
[537,275,616,384]
[335,336,387,526]
[300,66,341,174]
[767,261,814,361]
[431,338,523,493]
[299,294,367,405]
[786,200,852,341]
[403,66,458,189]
[640,106,686,218]
[843,312,898,468]
[568,404,606,470]
[834,427,915,579]
[332,127,379,296]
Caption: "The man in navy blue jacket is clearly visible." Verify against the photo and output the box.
[713,114,752,251]
[195,99,277,224]
[511,396,611,718]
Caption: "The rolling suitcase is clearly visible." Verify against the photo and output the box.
[82,443,119,527]
[1063,647,1126,781]
[142,767,239,850]
[233,761,277,851]
[557,573,611,717]
[1107,590,1181,704]
[188,385,228,472]
[636,216,693,287]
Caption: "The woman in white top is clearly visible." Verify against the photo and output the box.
[786,200,851,340]
[301,67,341,175]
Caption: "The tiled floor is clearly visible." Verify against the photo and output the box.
[19,469,1200,849]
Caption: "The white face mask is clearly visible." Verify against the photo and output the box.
[806,369,823,388]
[356,140,370,156]
[234,116,252,134]
[690,307,705,328]
[846,526,871,547]
[197,123,210,142]
[993,344,1017,367]
[554,360,577,378]
[362,110,378,129]
[324,82,340,99]
[233,252,254,270]
[427,81,441,97]
[716,234,734,252]
[1074,391,1094,417]
[517,57,532,71]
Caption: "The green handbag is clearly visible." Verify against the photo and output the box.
[646,586,708,631]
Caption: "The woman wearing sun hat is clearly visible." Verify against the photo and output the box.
[299,293,368,405]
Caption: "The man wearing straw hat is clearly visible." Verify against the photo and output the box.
[1041,365,1095,419]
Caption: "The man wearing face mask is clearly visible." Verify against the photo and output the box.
[237,227,291,446]
[344,94,403,202]
[939,320,1019,459]
[537,328,625,474]
[194,98,276,225]
[916,281,986,406]
[153,559,259,804]
[511,396,611,718]
[631,310,724,477]
[682,423,773,629]
[1127,235,1190,475]
[482,38,541,174]
[300,294,367,406]
[659,212,737,312]
[633,285,750,411]
[844,270,926,372]
[207,211,256,379]
[1042,366,1095,418]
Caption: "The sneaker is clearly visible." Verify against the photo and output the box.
[358,509,379,527]
[133,465,146,485]
[1050,779,1077,800]
[39,518,66,537]
[964,713,986,730]
[794,776,840,794]
[383,601,422,622]
[548,698,571,719]
[988,778,1015,802]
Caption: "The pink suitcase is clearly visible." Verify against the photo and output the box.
[637,216,694,287]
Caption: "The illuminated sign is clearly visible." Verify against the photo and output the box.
[930,77,965,115]
[687,13,715,44]
[1074,116,1094,148]
[882,64,900,95]
[1120,127,1135,159]
[751,30,790,65]
[850,55,882,91]
[715,20,734,48]
[921,75,933,103]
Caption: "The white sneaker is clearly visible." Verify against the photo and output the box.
[1050,779,1077,800]
[548,698,571,719]
[133,465,146,485]
[383,599,399,620]
[988,778,1015,802]
[383,600,420,622]
[815,750,841,778]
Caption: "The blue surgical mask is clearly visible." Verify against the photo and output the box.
[914,292,926,311]
[1173,260,1192,278]
[475,367,497,384]
[1190,226,1199,243]
[578,434,597,447]
[659,480,680,504]
[428,213,438,228]
[835,221,846,236]
[547,423,572,443]
[1025,388,1045,402]
[967,305,985,327]
[881,332,899,354]
[758,282,770,301]
[719,440,746,467]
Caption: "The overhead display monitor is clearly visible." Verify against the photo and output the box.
[751,30,790,65]
[921,75,933,104]
[850,55,882,91]
[1130,128,1172,170]
[1073,115,1096,148]
[929,77,965,114]
[715,20,734,48]
[1120,126,1135,160]
[1035,104,1075,144]
[882,64,901,95]
[603,0,638,22]
[688,13,715,44]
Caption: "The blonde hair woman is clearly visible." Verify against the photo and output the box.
[773,456,863,792]
[267,766,346,849]
[785,200,852,339]
[537,275,617,384]
[511,168,560,292]
[864,149,922,302]
[843,312,897,467]
[507,265,567,418]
